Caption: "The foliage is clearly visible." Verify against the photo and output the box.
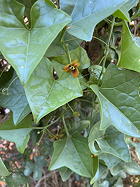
[0,0,140,186]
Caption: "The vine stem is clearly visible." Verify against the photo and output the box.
[32,117,61,130]
[62,42,71,64]
[67,103,74,113]
[98,17,116,84]
[62,115,70,137]
[60,28,72,64]
[93,36,108,46]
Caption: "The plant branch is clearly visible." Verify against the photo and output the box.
[62,42,71,64]
[93,36,108,46]
[62,115,70,136]
[98,16,116,84]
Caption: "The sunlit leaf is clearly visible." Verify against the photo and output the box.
[0,0,71,83]
[118,22,140,72]
[24,58,82,123]
[67,0,128,41]
[60,0,75,14]
[114,0,139,21]
[90,64,140,137]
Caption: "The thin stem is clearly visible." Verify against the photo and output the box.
[98,17,116,84]
[104,17,115,57]
[32,117,61,130]
[62,42,71,64]
[46,117,61,128]
[78,99,91,104]
[0,76,18,95]
[32,127,44,129]
[0,66,7,78]
[104,18,112,24]
[36,130,46,146]
[62,115,70,136]
[7,77,18,89]
[60,28,72,64]
[93,36,108,46]
[67,103,74,113]
[98,56,105,65]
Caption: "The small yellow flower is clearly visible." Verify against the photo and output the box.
[63,60,80,78]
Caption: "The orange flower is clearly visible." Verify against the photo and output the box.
[63,60,80,78]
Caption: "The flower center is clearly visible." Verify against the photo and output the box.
[69,65,76,71]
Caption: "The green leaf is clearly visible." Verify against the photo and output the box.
[46,32,82,57]
[90,64,140,137]
[123,161,140,175]
[118,22,140,72]
[67,0,128,41]
[5,173,28,187]
[0,73,30,125]
[17,0,37,21]
[99,154,121,169]
[88,124,130,162]
[114,0,138,21]
[0,158,10,177]
[60,0,75,14]
[59,167,73,181]
[0,0,71,83]
[91,164,108,184]
[0,114,33,153]
[49,135,98,178]
[111,160,140,176]
[24,58,82,123]
[51,46,90,69]
[114,178,124,187]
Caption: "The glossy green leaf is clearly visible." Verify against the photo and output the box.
[114,0,138,21]
[49,135,98,178]
[59,167,73,181]
[0,158,10,177]
[0,0,71,83]
[118,22,140,72]
[90,64,140,137]
[0,114,33,153]
[67,0,128,41]
[24,58,82,123]
[0,73,30,125]
[51,46,90,69]
[88,124,130,162]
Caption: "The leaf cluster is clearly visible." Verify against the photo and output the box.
[0,0,140,186]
